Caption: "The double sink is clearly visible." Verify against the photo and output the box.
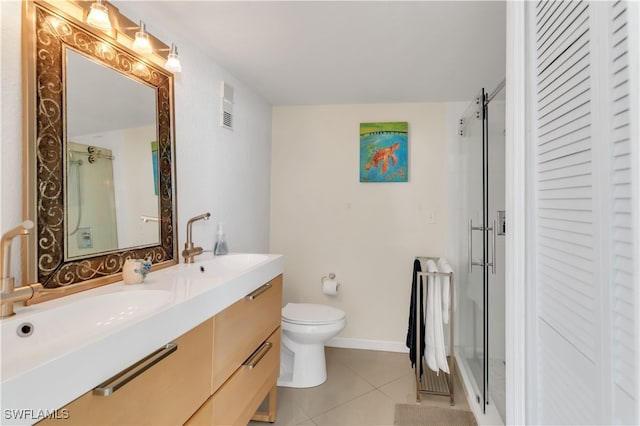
[0,253,283,425]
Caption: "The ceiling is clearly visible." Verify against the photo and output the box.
[124,1,506,106]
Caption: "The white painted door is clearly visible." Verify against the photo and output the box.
[525,1,639,424]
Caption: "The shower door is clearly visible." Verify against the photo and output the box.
[66,142,118,259]
[459,88,492,413]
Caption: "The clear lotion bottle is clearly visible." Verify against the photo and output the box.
[214,223,228,256]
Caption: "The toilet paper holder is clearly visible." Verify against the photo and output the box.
[321,273,340,294]
[322,273,336,282]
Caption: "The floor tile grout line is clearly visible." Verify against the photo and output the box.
[298,385,375,421]
[327,350,416,391]
[323,350,423,412]
[372,370,416,391]
[292,358,375,421]
[309,388,396,425]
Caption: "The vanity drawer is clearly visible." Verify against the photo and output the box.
[212,275,282,392]
[188,327,280,426]
[39,319,213,426]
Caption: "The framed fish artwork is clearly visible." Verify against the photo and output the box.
[359,122,408,182]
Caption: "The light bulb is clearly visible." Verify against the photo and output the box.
[165,44,182,73]
[133,21,153,55]
[86,0,112,31]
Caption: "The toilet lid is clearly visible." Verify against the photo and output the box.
[282,303,345,325]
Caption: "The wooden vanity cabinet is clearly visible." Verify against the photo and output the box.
[39,319,214,426]
[39,275,282,426]
[187,275,283,425]
[212,275,282,392]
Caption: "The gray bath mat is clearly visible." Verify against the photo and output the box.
[393,404,477,426]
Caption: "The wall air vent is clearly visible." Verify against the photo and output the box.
[220,82,234,130]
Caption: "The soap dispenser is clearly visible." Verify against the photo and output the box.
[214,223,228,256]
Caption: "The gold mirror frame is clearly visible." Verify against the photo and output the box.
[22,0,178,300]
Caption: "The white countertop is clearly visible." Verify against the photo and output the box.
[0,253,283,425]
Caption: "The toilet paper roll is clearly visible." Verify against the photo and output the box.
[322,279,339,296]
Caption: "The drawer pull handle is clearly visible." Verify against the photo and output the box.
[243,342,273,370]
[93,343,178,396]
[245,283,272,301]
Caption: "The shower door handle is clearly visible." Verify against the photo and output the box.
[490,219,497,275]
[468,220,473,273]
[468,219,485,272]
[469,219,495,273]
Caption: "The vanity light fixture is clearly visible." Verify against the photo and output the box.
[88,9,182,72]
[86,0,112,31]
[164,44,182,73]
[133,21,153,55]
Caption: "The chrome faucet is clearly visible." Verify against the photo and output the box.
[182,212,211,264]
[1,220,43,318]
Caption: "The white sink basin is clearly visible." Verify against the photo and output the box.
[175,253,271,288]
[1,289,173,381]
[210,253,270,269]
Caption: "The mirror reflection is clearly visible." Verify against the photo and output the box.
[25,1,177,292]
[65,49,160,260]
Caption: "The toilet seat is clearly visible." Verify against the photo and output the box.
[279,302,347,387]
[282,303,345,325]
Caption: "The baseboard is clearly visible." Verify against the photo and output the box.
[326,337,409,353]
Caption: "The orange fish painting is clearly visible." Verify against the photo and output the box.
[360,122,408,182]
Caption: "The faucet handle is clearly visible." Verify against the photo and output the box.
[21,220,35,231]
[1,282,44,317]
[182,246,204,263]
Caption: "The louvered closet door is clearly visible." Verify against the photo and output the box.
[531,1,638,424]
[608,2,636,422]
[534,2,597,423]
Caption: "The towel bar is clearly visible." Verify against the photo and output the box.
[412,256,455,406]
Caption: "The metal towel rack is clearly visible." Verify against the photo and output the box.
[413,256,455,406]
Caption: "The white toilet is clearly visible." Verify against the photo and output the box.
[277,303,346,388]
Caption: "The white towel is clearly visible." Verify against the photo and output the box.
[437,258,454,325]
[424,259,450,374]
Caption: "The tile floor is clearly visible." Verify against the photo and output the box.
[250,347,474,426]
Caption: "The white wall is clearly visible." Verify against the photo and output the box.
[118,126,159,248]
[1,1,26,283]
[271,104,449,348]
[0,1,272,286]
[113,1,273,254]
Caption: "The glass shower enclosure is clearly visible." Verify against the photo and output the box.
[457,83,505,422]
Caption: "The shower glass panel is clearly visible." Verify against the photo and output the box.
[486,95,506,423]
[458,89,488,412]
[66,141,118,259]
[457,84,506,422]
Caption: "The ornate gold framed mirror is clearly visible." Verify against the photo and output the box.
[22,0,178,301]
